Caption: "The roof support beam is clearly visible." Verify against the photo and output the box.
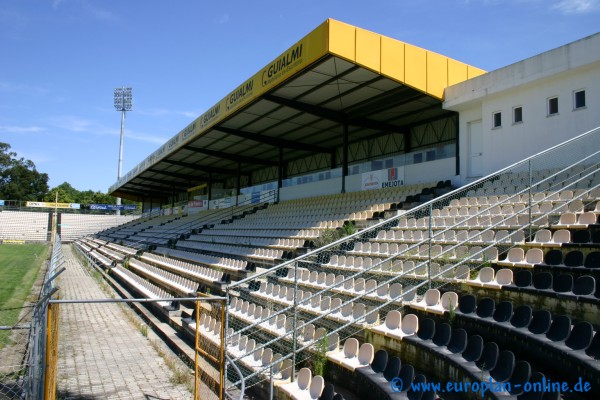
[182,145,278,166]
[214,126,330,153]
[138,176,189,188]
[163,159,235,175]
[263,94,405,134]
[147,168,209,181]
[126,182,176,194]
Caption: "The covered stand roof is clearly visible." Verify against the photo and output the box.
[109,19,485,201]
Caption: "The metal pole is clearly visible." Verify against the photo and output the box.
[269,364,274,400]
[528,160,533,240]
[291,261,298,383]
[427,204,432,289]
[116,108,125,214]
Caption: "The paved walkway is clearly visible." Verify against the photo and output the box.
[56,245,192,400]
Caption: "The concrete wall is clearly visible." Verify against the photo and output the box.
[445,33,600,185]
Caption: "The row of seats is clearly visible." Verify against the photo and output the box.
[111,266,172,307]
[187,233,305,249]
[279,268,409,303]
[177,240,284,261]
[250,283,380,327]
[351,242,500,264]
[510,270,597,299]
[280,368,339,400]
[196,227,321,239]
[140,253,227,285]
[96,246,126,262]
[88,250,114,268]
[128,259,197,295]
[155,247,248,271]
[455,188,599,206]
[372,312,540,397]
[456,294,600,367]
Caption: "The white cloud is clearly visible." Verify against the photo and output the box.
[48,115,168,145]
[0,81,48,95]
[0,125,45,134]
[552,0,600,13]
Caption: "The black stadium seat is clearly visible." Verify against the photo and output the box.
[510,305,533,329]
[553,274,574,293]
[382,356,401,382]
[528,310,552,335]
[371,349,388,374]
[320,383,335,400]
[493,301,513,323]
[514,270,533,288]
[532,272,553,290]
[476,298,495,318]
[407,374,427,400]
[584,251,600,268]
[447,329,468,354]
[490,350,515,382]
[416,318,435,341]
[476,342,499,371]
[508,360,531,395]
[585,333,600,359]
[565,321,594,351]
[462,335,484,362]
[545,315,571,342]
[397,364,415,391]
[564,250,584,267]
[432,323,451,347]
[573,275,596,296]
[458,294,476,314]
[517,371,545,400]
[572,229,591,244]
[544,249,563,266]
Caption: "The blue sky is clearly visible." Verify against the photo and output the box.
[1,0,599,193]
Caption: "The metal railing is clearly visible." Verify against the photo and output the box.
[222,126,600,394]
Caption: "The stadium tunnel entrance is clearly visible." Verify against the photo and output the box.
[108,19,485,213]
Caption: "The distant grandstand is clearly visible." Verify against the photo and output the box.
[35,19,600,399]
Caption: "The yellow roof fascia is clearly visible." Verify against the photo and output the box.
[327,18,486,100]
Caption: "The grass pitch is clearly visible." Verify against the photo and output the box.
[0,243,49,349]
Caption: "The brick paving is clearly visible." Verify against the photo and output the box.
[56,245,192,399]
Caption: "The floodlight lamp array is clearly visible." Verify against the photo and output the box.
[114,87,133,111]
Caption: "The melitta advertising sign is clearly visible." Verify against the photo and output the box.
[26,202,80,209]
[362,167,405,190]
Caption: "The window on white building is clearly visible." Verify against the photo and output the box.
[574,90,586,109]
[513,106,523,124]
[493,111,502,128]
[548,96,559,116]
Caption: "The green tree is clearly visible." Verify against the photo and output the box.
[44,182,78,203]
[0,142,49,201]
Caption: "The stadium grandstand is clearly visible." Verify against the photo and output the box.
[39,18,600,399]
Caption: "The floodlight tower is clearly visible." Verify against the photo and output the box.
[114,87,132,210]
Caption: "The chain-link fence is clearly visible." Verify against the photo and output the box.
[222,126,600,397]
[0,235,63,400]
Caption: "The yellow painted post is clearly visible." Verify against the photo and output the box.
[44,302,59,400]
